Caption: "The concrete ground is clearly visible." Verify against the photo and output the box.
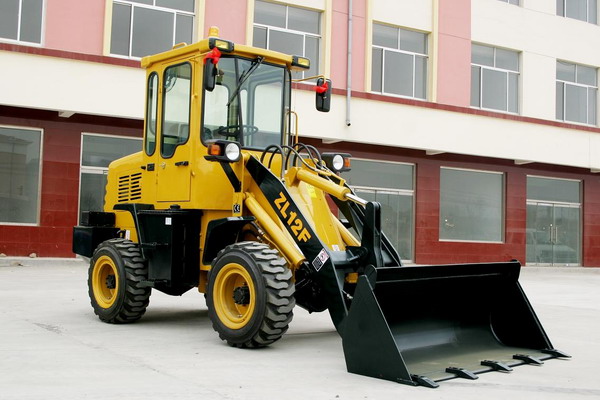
[1,258,599,400]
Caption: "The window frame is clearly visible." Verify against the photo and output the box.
[78,132,142,224]
[439,166,506,244]
[0,0,45,46]
[557,0,598,24]
[525,175,582,266]
[497,0,520,5]
[144,72,159,156]
[343,158,416,262]
[109,0,195,60]
[556,60,598,126]
[160,62,192,159]
[471,44,520,114]
[526,175,582,205]
[200,55,291,150]
[0,124,44,226]
[252,1,322,80]
[370,23,429,101]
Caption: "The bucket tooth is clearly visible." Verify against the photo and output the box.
[513,354,544,365]
[446,367,478,380]
[481,360,513,372]
[410,375,439,389]
[541,348,571,358]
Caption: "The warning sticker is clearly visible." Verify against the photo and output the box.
[312,248,330,271]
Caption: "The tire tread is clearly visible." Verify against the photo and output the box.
[209,241,295,348]
[89,238,151,324]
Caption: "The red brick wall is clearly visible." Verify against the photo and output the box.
[308,138,600,267]
[1,108,598,265]
[0,106,142,257]
[583,176,600,267]
[413,158,526,265]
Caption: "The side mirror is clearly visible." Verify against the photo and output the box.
[315,78,332,112]
[204,60,217,92]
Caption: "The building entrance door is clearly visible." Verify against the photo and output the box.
[526,201,580,266]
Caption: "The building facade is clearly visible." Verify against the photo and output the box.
[1,0,599,266]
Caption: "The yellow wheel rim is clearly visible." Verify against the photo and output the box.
[213,263,256,330]
[92,255,119,309]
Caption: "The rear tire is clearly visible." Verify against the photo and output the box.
[88,238,151,323]
[207,242,295,348]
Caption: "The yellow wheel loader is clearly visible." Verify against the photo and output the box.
[73,29,569,388]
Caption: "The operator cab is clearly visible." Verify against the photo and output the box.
[202,55,290,150]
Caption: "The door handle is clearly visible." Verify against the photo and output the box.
[549,226,558,244]
[141,163,155,171]
[175,161,189,166]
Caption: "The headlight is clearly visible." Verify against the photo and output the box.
[225,142,241,161]
[322,152,352,172]
[332,154,344,171]
[205,140,242,163]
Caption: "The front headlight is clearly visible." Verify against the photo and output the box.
[332,154,344,171]
[205,140,242,163]
[322,152,352,172]
[225,142,241,162]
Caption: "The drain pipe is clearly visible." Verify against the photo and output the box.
[346,0,352,126]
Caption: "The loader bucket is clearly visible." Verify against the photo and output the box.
[341,261,569,388]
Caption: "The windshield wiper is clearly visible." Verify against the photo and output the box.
[226,56,264,107]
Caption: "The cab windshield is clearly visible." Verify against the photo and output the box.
[202,56,290,149]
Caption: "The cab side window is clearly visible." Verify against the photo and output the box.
[161,63,192,158]
[144,72,159,156]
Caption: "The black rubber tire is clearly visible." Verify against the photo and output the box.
[88,238,151,323]
[207,241,295,348]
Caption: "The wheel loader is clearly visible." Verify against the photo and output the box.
[72,28,569,388]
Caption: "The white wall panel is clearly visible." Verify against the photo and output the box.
[473,1,600,65]
[521,52,556,120]
[292,90,600,171]
[522,0,556,14]
[284,0,325,10]
[371,0,432,31]
[472,1,600,123]
[0,51,145,120]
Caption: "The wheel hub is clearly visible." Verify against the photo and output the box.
[233,285,250,305]
[92,255,119,309]
[105,274,116,289]
[213,262,257,329]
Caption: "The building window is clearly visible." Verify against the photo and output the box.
[471,44,519,113]
[79,134,142,222]
[556,61,597,125]
[440,168,504,242]
[557,0,597,24]
[110,0,194,59]
[526,176,581,266]
[0,126,42,225]
[342,159,415,262]
[371,23,428,100]
[498,0,519,4]
[0,0,44,45]
[253,0,321,79]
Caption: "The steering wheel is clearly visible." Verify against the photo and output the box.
[203,127,213,140]
[215,125,259,138]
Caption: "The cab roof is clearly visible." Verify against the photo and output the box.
[140,37,308,72]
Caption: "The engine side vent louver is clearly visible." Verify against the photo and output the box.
[117,173,142,202]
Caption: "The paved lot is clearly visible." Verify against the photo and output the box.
[1,258,599,400]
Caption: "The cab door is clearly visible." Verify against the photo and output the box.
[157,62,193,202]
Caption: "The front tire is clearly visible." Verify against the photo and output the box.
[207,242,295,348]
[88,238,151,323]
